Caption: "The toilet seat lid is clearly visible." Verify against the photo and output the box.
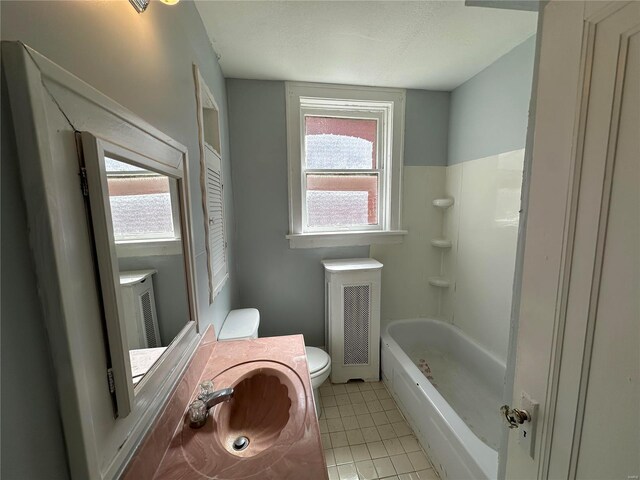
[305,347,330,374]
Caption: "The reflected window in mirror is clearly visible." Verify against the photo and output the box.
[105,157,179,243]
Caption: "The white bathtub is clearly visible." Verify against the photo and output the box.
[381,318,505,480]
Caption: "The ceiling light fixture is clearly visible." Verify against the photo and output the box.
[129,0,178,13]
[129,0,149,13]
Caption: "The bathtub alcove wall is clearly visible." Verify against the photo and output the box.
[372,35,535,361]
[371,35,536,479]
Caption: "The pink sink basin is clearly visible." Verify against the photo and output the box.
[179,361,307,479]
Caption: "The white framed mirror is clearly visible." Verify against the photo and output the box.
[3,42,202,479]
[81,133,198,416]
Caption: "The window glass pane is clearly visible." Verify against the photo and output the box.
[306,174,378,228]
[305,116,377,169]
[105,157,147,173]
[105,157,175,240]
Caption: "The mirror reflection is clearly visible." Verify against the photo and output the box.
[105,157,190,387]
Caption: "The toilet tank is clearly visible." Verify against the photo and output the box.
[218,308,260,341]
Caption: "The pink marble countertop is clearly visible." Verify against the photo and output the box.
[123,329,328,480]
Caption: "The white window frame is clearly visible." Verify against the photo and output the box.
[285,82,407,248]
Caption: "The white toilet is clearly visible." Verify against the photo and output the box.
[218,308,331,417]
[304,346,331,416]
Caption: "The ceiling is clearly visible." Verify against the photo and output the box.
[195,1,537,91]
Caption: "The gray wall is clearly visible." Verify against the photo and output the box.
[404,89,450,166]
[1,2,235,478]
[1,68,71,480]
[226,80,369,346]
[448,35,536,164]
[227,80,449,345]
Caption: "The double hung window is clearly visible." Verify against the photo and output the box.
[286,83,406,248]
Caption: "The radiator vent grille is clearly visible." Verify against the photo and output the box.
[141,291,158,347]
[343,284,370,365]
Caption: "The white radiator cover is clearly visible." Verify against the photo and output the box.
[323,259,382,383]
[120,270,161,350]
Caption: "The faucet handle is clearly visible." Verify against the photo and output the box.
[198,380,215,400]
[188,399,207,428]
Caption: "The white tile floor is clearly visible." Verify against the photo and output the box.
[318,380,440,480]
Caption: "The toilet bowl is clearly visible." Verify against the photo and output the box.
[305,346,331,417]
[218,309,332,418]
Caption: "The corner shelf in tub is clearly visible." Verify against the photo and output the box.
[428,277,451,288]
[430,238,452,248]
[432,197,454,209]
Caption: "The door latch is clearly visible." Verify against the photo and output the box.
[500,405,531,429]
[502,393,539,458]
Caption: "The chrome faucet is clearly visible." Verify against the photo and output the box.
[188,380,234,429]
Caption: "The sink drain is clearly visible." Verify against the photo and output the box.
[232,436,250,451]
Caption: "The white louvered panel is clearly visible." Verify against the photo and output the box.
[205,144,227,294]
[343,284,370,365]
[140,290,159,348]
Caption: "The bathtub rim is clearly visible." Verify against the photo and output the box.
[381,317,504,480]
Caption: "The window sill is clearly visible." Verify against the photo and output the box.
[286,230,407,249]
[116,239,182,258]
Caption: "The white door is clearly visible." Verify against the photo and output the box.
[504,1,639,478]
